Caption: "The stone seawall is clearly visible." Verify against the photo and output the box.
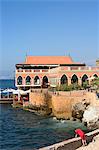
[51,95,82,119]
[51,91,99,119]
[39,129,99,150]
[24,90,99,119]
[29,92,46,106]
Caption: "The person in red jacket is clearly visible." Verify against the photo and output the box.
[75,129,87,146]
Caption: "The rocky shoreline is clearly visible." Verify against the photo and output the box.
[72,100,99,130]
[12,90,99,130]
[13,99,99,130]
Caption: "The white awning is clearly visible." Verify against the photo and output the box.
[0,89,30,95]
[50,84,57,88]
[2,89,14,93]
[13,89,30,95]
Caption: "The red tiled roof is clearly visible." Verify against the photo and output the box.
[24,56,78,65]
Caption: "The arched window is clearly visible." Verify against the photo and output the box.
[71,74,78,84]
[61,75,68,85]
[34,76,40,85]
[42,76,48,87]
[17,76,22,85]
[93,74,98,78]
[82,74,89,85]
[26,76,31,85]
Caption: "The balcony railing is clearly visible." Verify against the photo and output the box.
[60,66,99,71]
[17,69,23,72]
[42,69,49,72]
[16,66,99,73]
[16,69,49,73]
[34,69,40,72]
[25,69,32,72]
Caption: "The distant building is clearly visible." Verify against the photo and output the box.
[15,56,99,90]
[96,59,99,66]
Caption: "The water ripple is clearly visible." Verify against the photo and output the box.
[0,104,89,150]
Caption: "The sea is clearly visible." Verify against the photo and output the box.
[0,79,16,89]
[0,79,90,150]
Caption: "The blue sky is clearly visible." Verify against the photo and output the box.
[0,0,99,79]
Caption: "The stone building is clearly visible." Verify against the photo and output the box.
[15,56,99,90]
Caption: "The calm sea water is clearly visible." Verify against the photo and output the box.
[0,80,89,150]
[0,79,15,89]
[0,104,89,150]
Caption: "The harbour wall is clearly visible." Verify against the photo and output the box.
[25,90,99,119]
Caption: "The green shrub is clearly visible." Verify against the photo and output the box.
[56,83,82,91]
[91,77,99,88]
[82,81,89,89]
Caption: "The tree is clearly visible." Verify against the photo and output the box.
[91,77,99,89]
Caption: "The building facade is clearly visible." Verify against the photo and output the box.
[15,56,99,90]
[96,59,99,66]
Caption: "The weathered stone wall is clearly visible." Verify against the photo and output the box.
[29,92,47,106]
[85,92,99,106]
[51,95,82,119]
[28,90,99,118]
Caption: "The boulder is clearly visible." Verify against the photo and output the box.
[72,101,89,121]
[82,106,99,129]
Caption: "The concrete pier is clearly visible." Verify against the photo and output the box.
[0,98,13,104]
[39,129,99,150]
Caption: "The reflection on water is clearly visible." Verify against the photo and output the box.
[0,104,89,150]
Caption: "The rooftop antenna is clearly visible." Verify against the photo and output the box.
[26,51,28,57]
[64,52,71,57]
[64,51,67,56]
[68,53,71,57]
[25,50,28,62]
